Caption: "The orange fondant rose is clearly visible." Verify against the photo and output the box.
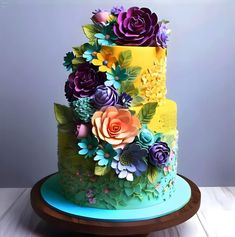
[92,106,141,149]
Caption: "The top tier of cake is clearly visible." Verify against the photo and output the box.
[103,46,167,105]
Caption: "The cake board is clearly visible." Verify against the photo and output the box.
[30,173,201,236]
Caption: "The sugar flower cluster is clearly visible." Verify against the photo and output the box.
[85,6,170,47]
[60,6,171,182]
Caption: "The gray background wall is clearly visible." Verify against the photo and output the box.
[0,0,235,187]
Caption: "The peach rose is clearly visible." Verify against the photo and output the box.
[91,106,141,149]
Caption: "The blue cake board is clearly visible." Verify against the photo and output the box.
[40,174,191,222]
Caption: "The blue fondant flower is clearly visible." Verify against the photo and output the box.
[111,143,148,181]
[111,6,124,16]
[83,43,101,62]
[95,25,117,46]
[105,65,128,89]
[94,143,117,166]
[156,21,171,48]
[78,136,99,158]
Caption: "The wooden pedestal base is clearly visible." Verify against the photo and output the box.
[31,174,201,237]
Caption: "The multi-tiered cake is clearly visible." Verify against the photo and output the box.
[55,6,177,210]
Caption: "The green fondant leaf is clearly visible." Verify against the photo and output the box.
[94,166,111,176]
[54,103,74,125]
[82,24,97,44]
[109,198,118,207]
[75,191,86,201]
[120,81,138,96]
[129,109,136,115]
[155,133,162,142]
[131,95,144,106]
[124,181,131,188]
[118,50,132,68]
[124,187,134,196]
[137,102,158,124]
[72,57,85,65]
[147,166,158,184]
[126,66,142,80]
[134,184,141,193]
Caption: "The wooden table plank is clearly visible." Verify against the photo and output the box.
[0,187,234,237]
[0,188,26,218]
[149,215,207,237]
[197,187,235,237]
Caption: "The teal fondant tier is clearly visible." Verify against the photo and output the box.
[57,125,178,210]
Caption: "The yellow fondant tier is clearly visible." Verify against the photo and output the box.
[131,99,177,133]
[103,45,167,105]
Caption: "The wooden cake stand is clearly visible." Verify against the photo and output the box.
[31,174,201,237]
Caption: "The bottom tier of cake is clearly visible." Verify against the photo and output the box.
[58,127,178,210]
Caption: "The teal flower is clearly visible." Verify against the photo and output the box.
[137,126,155,148]
[95,25,117,46]
[78,136,99,158]
[63,52,75,71]
[105,65,128,89]
[73,98,96,123]
[94,143,117,166]
[83,43,101,62]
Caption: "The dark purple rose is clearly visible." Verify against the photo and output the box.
[65,63,105,102]
[113,7,159,46]
[156,22,170,48]
[149,142,170,167]
[111,6,124,16]
[93,85,119,109]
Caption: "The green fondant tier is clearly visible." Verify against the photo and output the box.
[57,125,178,210]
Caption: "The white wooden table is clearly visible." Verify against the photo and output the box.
[0,187,234,237]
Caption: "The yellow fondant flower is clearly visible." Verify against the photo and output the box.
[92,51,116,72]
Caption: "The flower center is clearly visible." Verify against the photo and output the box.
[103,60,108,66]
[104,153,110,158]
[105,34,110,40]
[114,76,119,81]
[120,152,132,166]
[88,144,93,149]
[92,51,97,56]
[110,123,121,133]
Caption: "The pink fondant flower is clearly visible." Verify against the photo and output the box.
[91,106,141,149]
[92,11,111,25]
[75,124,90,139]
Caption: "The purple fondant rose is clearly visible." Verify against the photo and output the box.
[65,63,105,102]
[156,22,170,48]
[113,7,159,46]
[149,142,170,167]
[93,85,119,109]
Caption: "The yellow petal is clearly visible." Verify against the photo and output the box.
[97,53,104,61]
[99,65,109,72]
[92,59,102,66]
